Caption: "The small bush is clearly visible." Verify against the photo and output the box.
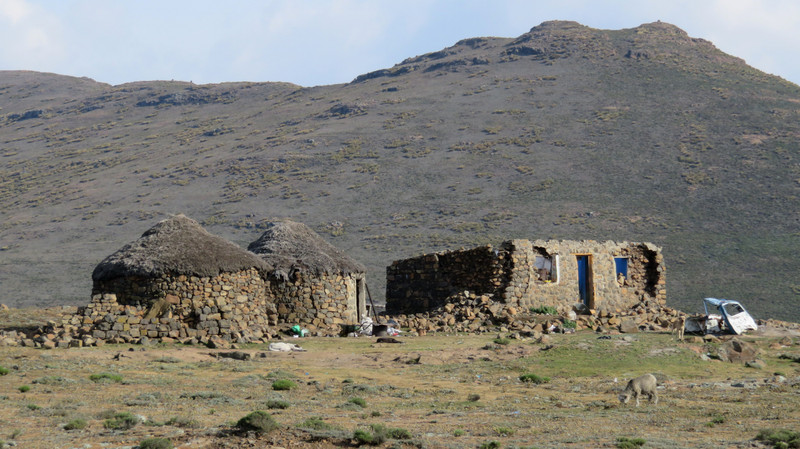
[467,393,481,402]
[271,379,296,391]
[299,416,334,431]
[348,397,367,408]
[562,319,577,329]
[236,411,278,434]
[354,424,411,445]
[519,373,550,384]
[89,373,123,383]
[103,412,140,430]
[26,404,40,411]
[63,419,87,430]
[530,306,558,315]
[354,429,383,445]
[265,399,290,409]
[616,436,647,449]
[138,438,174,449]
[493,337,511,345]
[165,416,199,428]
[0,366,9,376]
[18,385,30,393]
[479,441,501,449]
[755,429,800,448]
[453,429,465,437]
[494,426,514,436]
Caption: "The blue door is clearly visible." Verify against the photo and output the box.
[577,255,592,307]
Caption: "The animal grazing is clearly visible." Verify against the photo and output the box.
[618,373,658,407]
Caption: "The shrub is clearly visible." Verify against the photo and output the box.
[493,337,511,345]
[265,399,290,409]
[138,438,174,449]
[755,429,800,448]
[467,393,481,402]
[453,429,465,437]
[18,385,30,393]
[63,419,87,430]
[89,373,123,383]
[271,379,296,391]
[103,412,140,430]
[562,319,577,329]
[0,366,9,376]
[479,441,501,449]
[165,416,199,428]
[26,404,40,411]
[530,306,558,315]
[616,437,647,449]
[348,397,367,408]
[299,416,334,431]
[494,426,514,436]
[236,411,278,434]
[354,424,411,445]
[519,373,550,384]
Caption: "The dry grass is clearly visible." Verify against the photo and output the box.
[1,324,799,448]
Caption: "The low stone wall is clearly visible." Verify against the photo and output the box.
[270,272,364,333]
[386,245,508,314]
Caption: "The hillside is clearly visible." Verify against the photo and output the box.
[1,21,799,321]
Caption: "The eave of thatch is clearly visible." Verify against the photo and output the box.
[247,221,365,276]
[92,214,270,281]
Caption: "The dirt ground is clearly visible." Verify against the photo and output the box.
[1,313,799,449]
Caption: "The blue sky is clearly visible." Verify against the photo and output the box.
[1,0,798,87]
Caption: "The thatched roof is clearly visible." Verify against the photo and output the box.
[247,221,365,276]
[92,214,269,281]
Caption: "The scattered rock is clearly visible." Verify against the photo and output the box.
[717,338,759,363]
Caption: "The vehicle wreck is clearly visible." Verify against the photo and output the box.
[685,297,758,335]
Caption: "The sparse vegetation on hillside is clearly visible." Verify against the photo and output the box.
[0,21,799,321]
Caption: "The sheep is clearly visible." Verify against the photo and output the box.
[618,374,658,407]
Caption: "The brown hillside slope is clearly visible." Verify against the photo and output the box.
[0,21,799,321]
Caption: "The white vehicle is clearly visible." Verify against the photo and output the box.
[684,298,758,335]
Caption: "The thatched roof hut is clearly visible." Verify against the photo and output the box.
[93,214,269,281]
[247,221,365,277]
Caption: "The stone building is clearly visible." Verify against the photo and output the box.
[64,214,276,343]
[386,239,665,315]
[248,221,368,332]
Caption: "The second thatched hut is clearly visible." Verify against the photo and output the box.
[248,221,368,332]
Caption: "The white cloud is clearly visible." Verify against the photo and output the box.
[0,0,33,24]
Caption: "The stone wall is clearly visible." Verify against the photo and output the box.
[59,268,276,343]
[503,240,666,314]
[387,239,666,316]
[270,272,366,333]
[386,244,508,314]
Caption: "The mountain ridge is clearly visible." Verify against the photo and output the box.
[1,21,799,321]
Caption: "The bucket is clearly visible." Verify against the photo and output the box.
[373,324,389,337]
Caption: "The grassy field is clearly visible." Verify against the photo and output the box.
[1,309,799,448]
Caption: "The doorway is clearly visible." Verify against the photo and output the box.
[576,255,594,308]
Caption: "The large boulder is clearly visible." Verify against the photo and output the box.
[717,338,759,363]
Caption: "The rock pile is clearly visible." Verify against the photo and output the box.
[388,290,686,336]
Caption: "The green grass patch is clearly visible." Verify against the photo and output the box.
[63,419,87,430]
[89,373,123,383]
[530,306,558,315]
[616,436,646,449]
[138,438,174,449]
[271,379,296,391]
[18,385,30,393]
[519,373,550,384]
[103,412,140,430]
[755,428,800,448]
[0,366,9,376]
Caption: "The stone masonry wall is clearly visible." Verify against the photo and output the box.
[504,240,666,314]
[270,272,365,333]
[386,245,508,314]
[59,268,275,343]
